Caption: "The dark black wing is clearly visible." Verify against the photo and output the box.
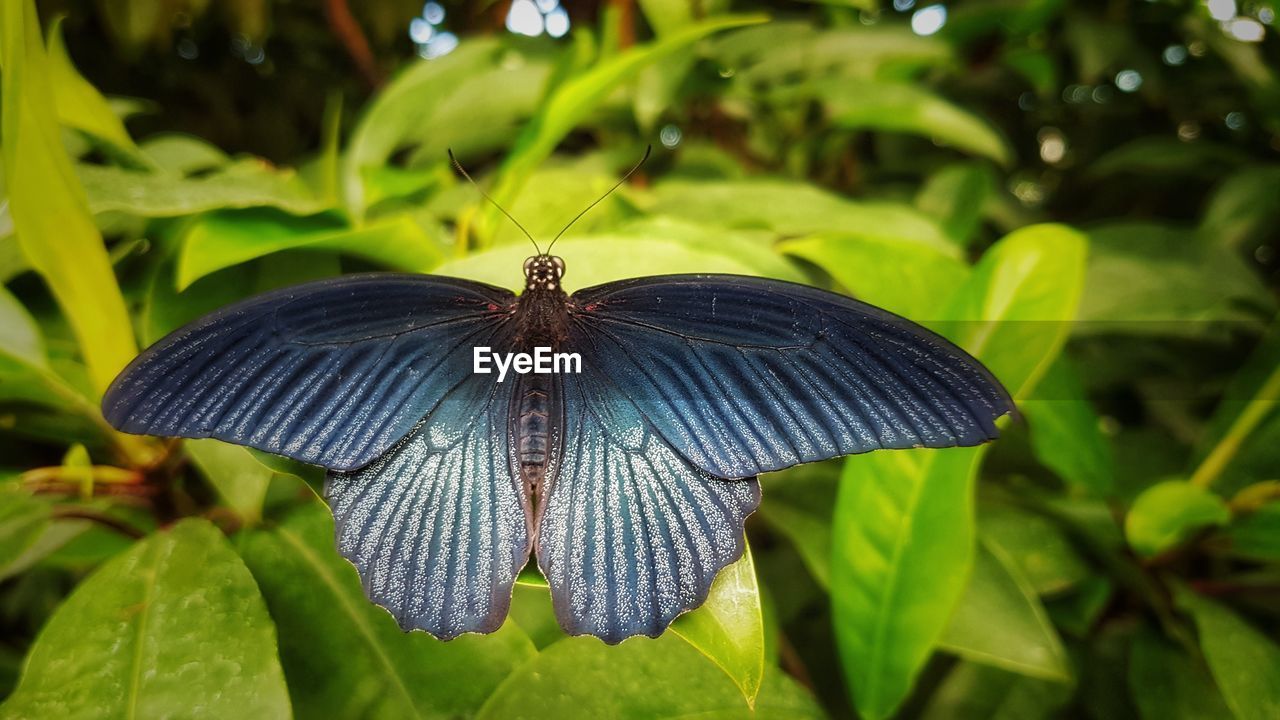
[103,273,515,471]
[566,274,1014,480]
[325,352,532,639]
[535,374,760,644]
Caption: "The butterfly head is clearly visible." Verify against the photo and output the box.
[523,255,565,291]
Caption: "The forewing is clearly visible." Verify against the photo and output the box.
[567,275,1014,479]
[103,273,515,471]
[324,364,531,639]
[536,374,760,644]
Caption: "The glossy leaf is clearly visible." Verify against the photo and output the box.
[651,178,955,251]
[0,488,50,574]
[239,503,537,720]
[1200,166,1280,251]
[758,463,839,588]
[812,80,1012,165]
[833,224,1085,719]
[1078,223,1274,338]
[483,14,768,236]
[672,541,765,706]
[78,160,329,217]
[0,0,138,396]
[344,39,552,217]
[176,210,441,290]
[940,542,1072,681]
[186,439,274,525]
[1176,587,1280,720]
[435,230,799,293]
[978,505,1090,595]
[475,633,825,719]
[1125,481,1230,557]
[779,232,970,320]
[915,162,995,247]
[1021,359,1115,495]
[0,519,291,719]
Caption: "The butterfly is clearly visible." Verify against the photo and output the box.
[102,151,1014,644]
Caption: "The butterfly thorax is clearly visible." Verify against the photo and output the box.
[513,256,570,495]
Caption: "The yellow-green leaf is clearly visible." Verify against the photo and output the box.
[0,0,138,397]
[672,541,765,706]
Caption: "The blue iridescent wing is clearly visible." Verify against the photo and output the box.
[324,337,532,639]
[102,273,515,471]
[565,274,1014,480]
[536,374,760,644]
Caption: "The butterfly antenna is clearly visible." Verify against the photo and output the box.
[546,144,652,253]
[448,149,541,254]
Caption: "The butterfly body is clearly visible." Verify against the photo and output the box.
[104,252,1014,643]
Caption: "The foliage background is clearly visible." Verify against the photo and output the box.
[2,0,1280,717]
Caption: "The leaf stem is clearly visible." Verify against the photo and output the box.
[1188,362,1280,489]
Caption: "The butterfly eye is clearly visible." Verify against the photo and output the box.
[523,257,536,273]
[551,256,565,277]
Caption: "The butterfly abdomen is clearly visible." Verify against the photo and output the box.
[515,373,552,490]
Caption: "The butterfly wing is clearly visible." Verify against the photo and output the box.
[103,273,515,471]
[535,374,760,644]
[565,274,1014,480]
[325,349,532,639]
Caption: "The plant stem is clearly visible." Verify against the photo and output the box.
[1188,362,1280,489]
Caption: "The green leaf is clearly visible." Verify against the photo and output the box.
[1088,138,1251,179]
[186,439,275,525]
[1200,166,1280,251]
[1078,223,1274,339]
[915,162,995,247]
[46,17,144,162]
[0,0,138,397]
[0,519,291,719]
[487,159,636,247]
[834,446,985,720]
[832,223,1085,719]
[176,209,442,290]
[1125,481,1230,557]
[344,39,552,217]
[939,224,1087,398]
[78,160,329,217]
[1021,359,1115,495]
[652,178,954,250]
[1175,587,1280,720]
[978,505,1090,596]
[758,463,839,588]
[0,488,50,574]
[1128,626,1232,720]
[779,232,970,320]
[435,226,801,293]
[139,133,229,176]
[484,14,768,237]
[672,541,765,706]
[0,232,120,429]
[475,633,825,719]
[920,662,1071,720]
[1226,504,1280,561]
[811,80,1012,165]
[710,23,951,88]
[239,503,537,719]
[939,542,1072,681]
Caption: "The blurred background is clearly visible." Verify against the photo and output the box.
[2,0,1279,718]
